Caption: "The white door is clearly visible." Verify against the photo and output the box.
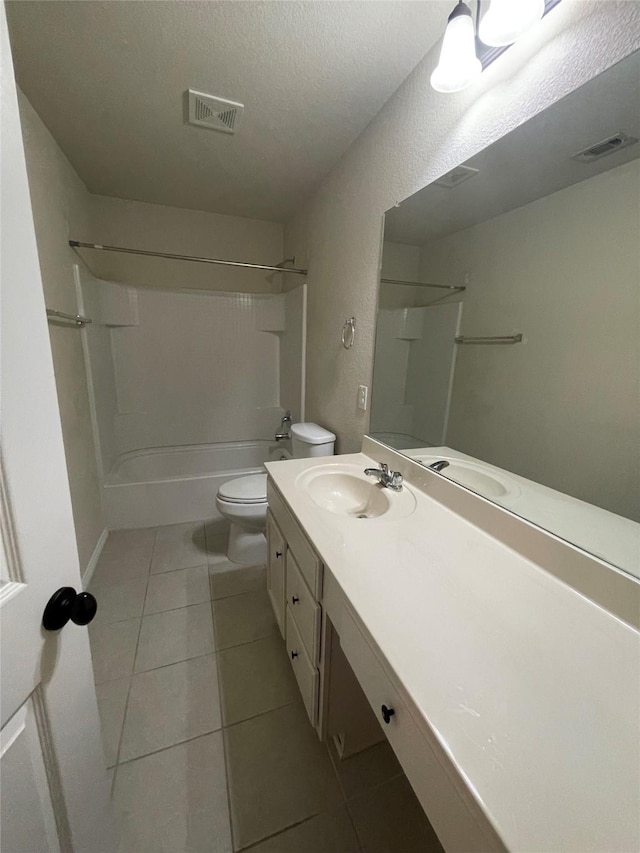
[0,4,115,851]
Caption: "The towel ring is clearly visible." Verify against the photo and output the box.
[342,317,356,350]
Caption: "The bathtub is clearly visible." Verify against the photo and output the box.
[103,440,285,529]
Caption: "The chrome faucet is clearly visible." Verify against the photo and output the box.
[364,462,403,491]
[275,411,292,442]
[427,460,450,473]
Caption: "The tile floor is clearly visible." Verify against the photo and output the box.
[89,520,443,853]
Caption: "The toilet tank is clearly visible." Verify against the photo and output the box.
[290,423,336,458]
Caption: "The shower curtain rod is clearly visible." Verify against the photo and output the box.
[69,241,308,276]
[380,276,465,292]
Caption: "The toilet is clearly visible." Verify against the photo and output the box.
[216,422,336,564]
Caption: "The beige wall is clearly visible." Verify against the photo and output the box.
[17,92,104,571]
[88,194,284,294]
[420,159,640,520]
[285,0,640,453]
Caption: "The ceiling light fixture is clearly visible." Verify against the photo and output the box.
[478,0,544,47]
[430,0,561,94]
[430,2,482,93]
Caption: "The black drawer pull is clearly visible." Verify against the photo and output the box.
[291,595,299,604]
[290,650,298,660]
[275,550,282,558]
[381,704,395,724]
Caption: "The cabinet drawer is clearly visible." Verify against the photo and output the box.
[266,511,286,638]
[286,551,321,664]
[286,607,319,727]
[339,605,494,853]
[267,481,323,597]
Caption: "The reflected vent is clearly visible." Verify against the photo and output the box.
[434,164,479,189]
[572,132,638,163]
[187,89,244,135]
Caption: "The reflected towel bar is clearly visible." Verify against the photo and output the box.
[46,309,92,327]
[380,276,465,292]
[69,241,308,276]
[455,334,522,344]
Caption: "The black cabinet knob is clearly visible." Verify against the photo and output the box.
[275,550,282,558]
[42,587,98,631]
[291,595,299,604]
[290,650,298,660]
[381,704,395,725]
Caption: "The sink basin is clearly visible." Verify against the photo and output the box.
[297,464,416,520]
[412,454,518,499]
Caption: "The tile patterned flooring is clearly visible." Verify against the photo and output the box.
[89,521,442,853]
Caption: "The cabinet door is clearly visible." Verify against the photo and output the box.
[266,511,286,638]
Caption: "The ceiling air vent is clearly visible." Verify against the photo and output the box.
[434,164,479,189]
[187,89,244,135]
[572,132,638,163]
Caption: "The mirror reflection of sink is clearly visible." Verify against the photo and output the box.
[296,464,416,519]
[413,455,518,499]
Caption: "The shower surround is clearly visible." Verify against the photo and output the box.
[78,266,305,528]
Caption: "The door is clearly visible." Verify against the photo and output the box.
[0,4,115,851]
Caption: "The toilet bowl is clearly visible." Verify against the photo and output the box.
[216,423,336,564]
[215,473,268,564]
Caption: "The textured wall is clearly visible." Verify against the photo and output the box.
[87,194,285,294]
[17,91,105,572]
[285,0,640,452]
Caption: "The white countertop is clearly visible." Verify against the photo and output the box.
[265,451,640,853]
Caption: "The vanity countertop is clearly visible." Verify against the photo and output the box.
[265,451,640,853]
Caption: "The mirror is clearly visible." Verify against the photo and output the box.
[371,51,640,579]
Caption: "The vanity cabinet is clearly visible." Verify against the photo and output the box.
[266,511,286,637]
[267,480,325,729]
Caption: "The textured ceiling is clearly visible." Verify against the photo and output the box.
[6,0,448,222]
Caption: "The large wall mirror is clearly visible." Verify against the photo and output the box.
[371,50,639,579]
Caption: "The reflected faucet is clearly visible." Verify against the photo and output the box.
[427,460,450,473]
[275,411,292,442]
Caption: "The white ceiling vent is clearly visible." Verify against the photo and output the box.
[572,132,638,163]
[187,89,244,135]
[434,164,479,189]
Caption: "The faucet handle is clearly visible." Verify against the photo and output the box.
[388,470,403,490]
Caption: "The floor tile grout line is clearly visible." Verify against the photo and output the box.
[220,699,300,735]
[327,738,350,805]
[115,726,225,769]
[221,699,298,731]
[209,574,236,853]
[235,810,333,852]
[111,529,156,778]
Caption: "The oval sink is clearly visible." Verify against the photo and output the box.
[413,455,518,499]
[297,464,416,520]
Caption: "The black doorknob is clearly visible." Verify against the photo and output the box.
[381,704,395,724]
[42,587,98,631]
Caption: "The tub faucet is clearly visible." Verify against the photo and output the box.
[275,411,292,442]
[427,460,450,472]
[364,462,403,491]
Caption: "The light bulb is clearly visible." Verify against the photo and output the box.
[430,2,482,94]
[478,0,545,47]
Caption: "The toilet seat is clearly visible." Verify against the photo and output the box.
[217,473,267,505]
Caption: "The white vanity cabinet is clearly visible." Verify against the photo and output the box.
[265,510,286,637]
[267,480,325,729]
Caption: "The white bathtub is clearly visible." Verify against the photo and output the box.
[103,441,284,529]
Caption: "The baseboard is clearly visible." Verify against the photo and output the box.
[82,527,108,589]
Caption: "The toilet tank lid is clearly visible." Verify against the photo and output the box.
[290,423,336,445]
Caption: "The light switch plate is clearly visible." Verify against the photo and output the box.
[357,384,368,411]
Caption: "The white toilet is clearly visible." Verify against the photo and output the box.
[216,422,336,564]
